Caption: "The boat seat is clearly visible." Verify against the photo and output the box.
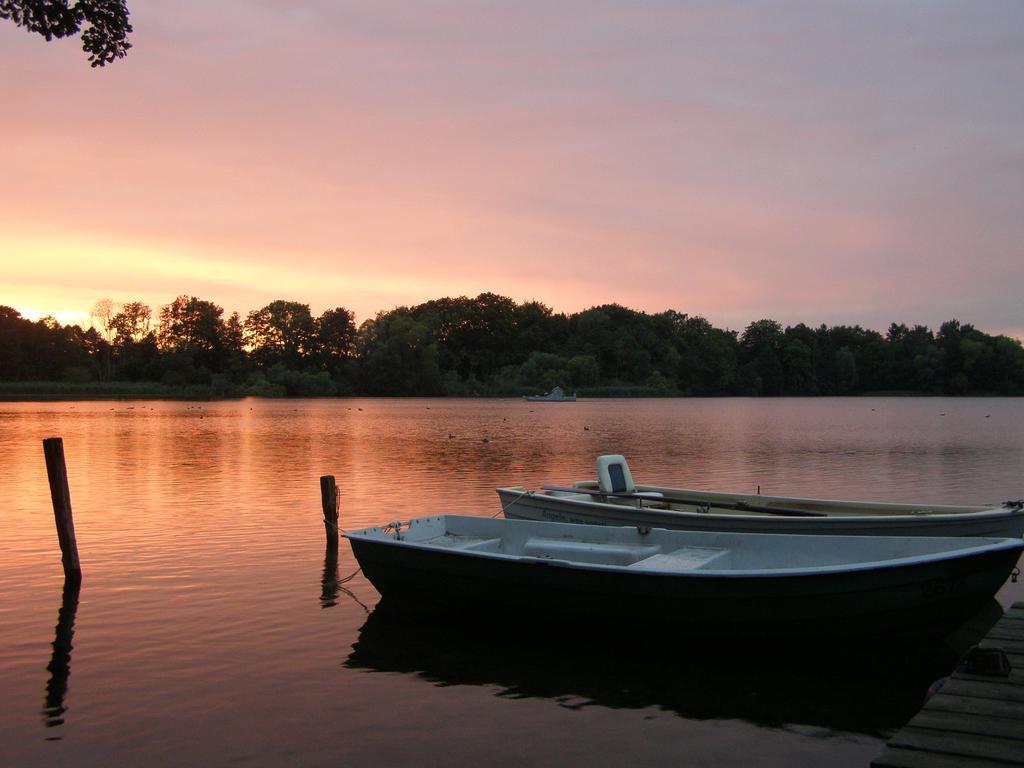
[460,538,502,552]
[597,454,635,494]
[432,534,502,551]
[522,537,661,566]
[628,547,731,572]
[596,455,664,507]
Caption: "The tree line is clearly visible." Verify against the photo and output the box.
[2,294,1023,397]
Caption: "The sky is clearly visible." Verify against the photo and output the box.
[2,1,1023,337]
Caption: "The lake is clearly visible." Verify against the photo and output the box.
[1,397,1022,767]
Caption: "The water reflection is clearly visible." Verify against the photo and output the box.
[42,578,81,733]
[320,544,371,613]
[1,398,1021,765]
[347,599,1004,736]
[320,545,339,609]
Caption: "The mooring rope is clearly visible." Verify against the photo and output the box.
[338,586,371,614]
[338,567,362,584]
[493,487,530,518]
[322,517,362,583]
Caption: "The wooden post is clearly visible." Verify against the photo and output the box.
[42,438,82,582]
[320,475,339,548]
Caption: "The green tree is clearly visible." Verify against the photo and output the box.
[413,293,518,383]
[517,351,569,391]
[1,0,132,66]
[315,307,358,391]
[224,312,244,355]
[834,346,859,394]
[783,338,815,394]
[569,305,656,383]
[110,301,151,345]
[158,296,225,352]
[740,319,784,395]
[244,300,316,369]
[513,301,567,362]
[664,313,739,395]
[317,307,357,361]
[566,354,599,387]
[157,295,228,377]
[357,311,443,395]
[990,335,1024,394]
[0,307,98,381]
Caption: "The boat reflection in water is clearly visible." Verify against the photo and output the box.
[345,598,1004,737]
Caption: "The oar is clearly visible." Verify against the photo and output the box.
[539,485,828,518]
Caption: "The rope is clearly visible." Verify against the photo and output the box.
[322,517,361,582]
[493,487,530,518]
[339,586,371,614]
[338,566,361,584]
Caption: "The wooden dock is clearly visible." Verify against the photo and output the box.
[872,601,1024,768]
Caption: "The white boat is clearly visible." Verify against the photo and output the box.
[344,515,1023,640]
[497,455,1024,538]
[523,387,576,402]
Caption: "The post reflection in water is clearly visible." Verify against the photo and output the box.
[346,598,1005,736]
[42,578,81,734]
[320,544,339,609]
[321,542,371,614]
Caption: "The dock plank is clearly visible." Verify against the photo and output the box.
[938,678,1024,702]
[905,710,1024,741]
[886,727,1024,764]
[872,602,1024,767]
[974,643,1024,655]
[873,746,1018,768]
[927,692,1024,720]
[984,627,1024,640]
[995,621,1024,633]
[991,612,1024,626]
[952,669,1024,687]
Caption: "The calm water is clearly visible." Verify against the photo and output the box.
[1,397,1022,767]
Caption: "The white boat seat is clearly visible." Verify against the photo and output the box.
[522,537,661,566]
[597,454,635,494]
[596,455,664,506]
[628,547,731,572]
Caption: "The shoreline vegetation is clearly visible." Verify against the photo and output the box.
[0,381,1014,402]
[2,294,1023,399]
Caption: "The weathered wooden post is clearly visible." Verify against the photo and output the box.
[42,438,82,583]
[320,474,339,548]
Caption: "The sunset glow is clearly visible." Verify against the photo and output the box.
[2,2,1023,337]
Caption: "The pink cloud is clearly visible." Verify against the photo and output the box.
[1,2,1022,337]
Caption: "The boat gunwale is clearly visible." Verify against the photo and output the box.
[495,487,1019,523]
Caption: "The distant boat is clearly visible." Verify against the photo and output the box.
[497,454,1024,538]
[523,387,576,402]
[344,514,1023,640]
